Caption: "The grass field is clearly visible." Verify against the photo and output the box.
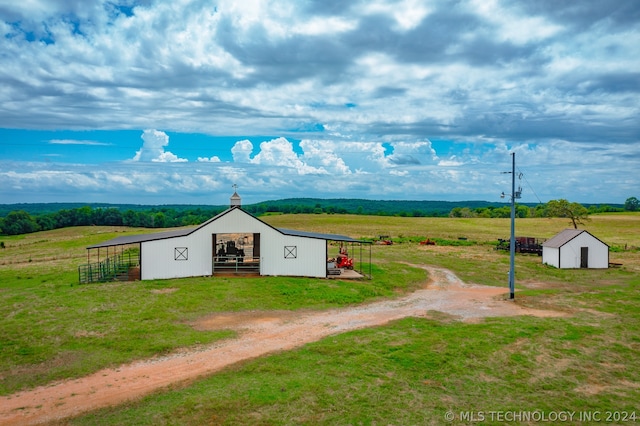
[1,213,639,424]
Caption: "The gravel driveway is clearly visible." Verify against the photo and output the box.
[0,266,564,425]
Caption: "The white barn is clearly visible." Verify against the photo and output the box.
[542,229,609,269]
[83,193,370,281]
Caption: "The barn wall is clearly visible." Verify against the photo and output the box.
[261,234,326,278]
[141,231,211,280]
[542,247,560,268]
[140,208,327,280]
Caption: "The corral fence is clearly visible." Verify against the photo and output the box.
[78,252,139,284]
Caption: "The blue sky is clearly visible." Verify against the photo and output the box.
[1,1,638,205]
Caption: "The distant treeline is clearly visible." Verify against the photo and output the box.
[0,199,505,218]
[250,198,505,217]
[0,206,226,236]
[449,203,627,219]
[0,198,627,236]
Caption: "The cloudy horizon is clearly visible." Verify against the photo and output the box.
[1,1,638,205]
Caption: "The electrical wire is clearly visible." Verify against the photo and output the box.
[516,166,543,204]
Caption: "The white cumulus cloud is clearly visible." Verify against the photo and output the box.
[231,137,328,175]
[231,139,254,163]
[132,130,187,162]
[197,156,222,162]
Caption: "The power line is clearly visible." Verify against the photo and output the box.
[516,166,543,204]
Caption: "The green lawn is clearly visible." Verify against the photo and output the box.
[1,213,639,424]
[0,226,426,396]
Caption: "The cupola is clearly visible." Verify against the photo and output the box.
[230,187,241,208]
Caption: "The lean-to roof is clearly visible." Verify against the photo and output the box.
[278,228,368,243]
[86,228,195,249]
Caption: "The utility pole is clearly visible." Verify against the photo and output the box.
[501,152,521,300]
[509,152,516,300]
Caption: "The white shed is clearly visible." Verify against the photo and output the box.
[83,196,370,282]
[542,229,609,269]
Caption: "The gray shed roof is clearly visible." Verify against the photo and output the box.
[542,229,607,248]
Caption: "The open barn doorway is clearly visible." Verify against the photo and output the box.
[212,233,261,275]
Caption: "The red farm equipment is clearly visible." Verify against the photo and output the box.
[335,254,354,269]
[329,244,354,270]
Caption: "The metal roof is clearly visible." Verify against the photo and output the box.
[277,228,369,244]
[86,208,234,249]
[86,227,195,249]
[87,208,369,249]
[542,229,608,248]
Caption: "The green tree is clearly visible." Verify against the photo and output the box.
[153,212,166,228]
[123,210,138,226]
[516,205,530,218]
[545,199,589,229]
[474,207,490,218]
[492,206,511,218]
[0,210,40,235]
[533,204,547,218]
[100,208,124,226]
[75,206,93,226]
[624,197,639,211]
[449,207,476,218]
[36,214,56,231]
[140,212,157,227]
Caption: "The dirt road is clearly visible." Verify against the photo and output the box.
[0,266,565,425]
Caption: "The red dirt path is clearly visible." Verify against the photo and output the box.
[0,266,565,425]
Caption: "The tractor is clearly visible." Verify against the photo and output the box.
[331,245,354,269]
[335,253,354,269]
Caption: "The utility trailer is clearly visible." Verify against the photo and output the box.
[496,236,544,256]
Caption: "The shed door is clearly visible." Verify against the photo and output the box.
[580,247,589,268]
